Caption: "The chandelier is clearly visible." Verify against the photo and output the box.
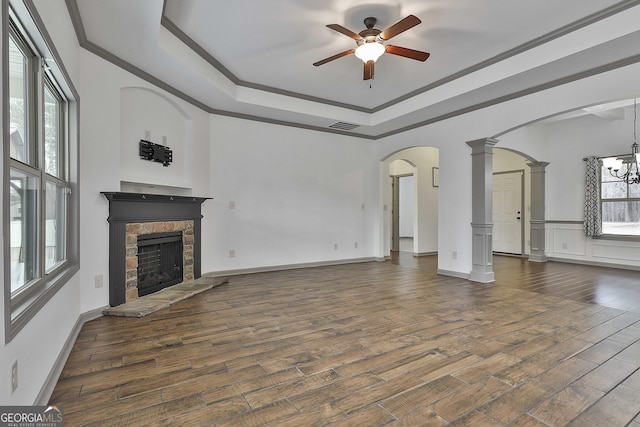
[607,98,640,185]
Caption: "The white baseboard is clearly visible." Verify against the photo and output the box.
[206,257,377,277]
[35,306,107,405]
[437,268,470,280]
[546,256,640,271]
[414,251,437,257]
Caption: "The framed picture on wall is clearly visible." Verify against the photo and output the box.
[432,167,439,187]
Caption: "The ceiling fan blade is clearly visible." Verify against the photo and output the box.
[326,24,363,41]
[313,49,355,66]
[385,45,430,61]
[363,61,374,80]
[379,15,421,41]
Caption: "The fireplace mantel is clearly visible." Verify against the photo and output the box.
[102,192,211,306]
[102,192,211,222]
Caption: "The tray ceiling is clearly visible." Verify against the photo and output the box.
[68,0,640,138]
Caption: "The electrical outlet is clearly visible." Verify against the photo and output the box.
[229,201,236,210]
[95,274,103,288]
[144,130,151,140]
[229,250,235,258]
[334,243,339,250]
[354,242,358,249]
[452,251,457,260]
[11,360,18,394]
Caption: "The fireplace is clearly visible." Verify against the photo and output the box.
[102,192,210,307]
[137,231,183,296]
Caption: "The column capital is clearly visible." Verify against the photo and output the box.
[466,138,499,152]
[527,161,550,170]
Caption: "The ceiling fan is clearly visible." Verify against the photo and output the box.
[313,15,430,80]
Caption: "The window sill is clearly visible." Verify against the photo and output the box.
[594,234,640,242]
[7,262,79,343]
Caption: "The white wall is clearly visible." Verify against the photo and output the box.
[399,176,414,238]
[540,112,634,220]
[208,115,377,273]
[120,88,192,191]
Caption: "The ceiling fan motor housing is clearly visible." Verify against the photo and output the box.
[359,17,382,44]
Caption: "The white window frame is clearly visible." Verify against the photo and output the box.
[600,157,640,240]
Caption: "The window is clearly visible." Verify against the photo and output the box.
[601,158,640,236]
[4,3,79,341]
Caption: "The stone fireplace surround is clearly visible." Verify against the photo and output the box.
[125,220,193,302]
[102,192,210,307]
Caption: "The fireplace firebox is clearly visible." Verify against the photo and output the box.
[137,231,183,296]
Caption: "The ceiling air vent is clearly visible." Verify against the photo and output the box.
[329,121,360,131]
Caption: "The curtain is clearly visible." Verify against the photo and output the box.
[584,156,602,237]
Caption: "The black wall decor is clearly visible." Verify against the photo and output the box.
[139,139,173,166]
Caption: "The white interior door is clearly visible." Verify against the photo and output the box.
[493,171,523,254]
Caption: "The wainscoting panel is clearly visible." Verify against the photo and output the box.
[549,224,587,256]
[592,240,640,262]
[546,222,640,270]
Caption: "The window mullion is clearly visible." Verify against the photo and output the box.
[27,51,38,167]
[34,52,46,281]
[59,96,67,181]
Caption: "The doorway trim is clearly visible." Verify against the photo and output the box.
[493,169,525,256]
[390,173,413,252]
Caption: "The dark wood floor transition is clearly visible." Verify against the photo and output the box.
[50,255,640,426]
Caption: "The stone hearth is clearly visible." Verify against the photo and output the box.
[102,275,228,317]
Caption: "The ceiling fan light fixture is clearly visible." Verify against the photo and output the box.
[355,42,385,63]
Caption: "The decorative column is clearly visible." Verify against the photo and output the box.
[467,138,498,283]
[527,161,549,262]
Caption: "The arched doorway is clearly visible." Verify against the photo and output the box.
[390,161,415,253]
[383,147,439,258]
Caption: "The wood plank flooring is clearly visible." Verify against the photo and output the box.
[50,256,640,426]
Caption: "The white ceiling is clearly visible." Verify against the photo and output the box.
[69,0,640,138]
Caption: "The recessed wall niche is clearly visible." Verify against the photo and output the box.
[120,87,193,190]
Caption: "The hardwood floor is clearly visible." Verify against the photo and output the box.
[50,256,640,426]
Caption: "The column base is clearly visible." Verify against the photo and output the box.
[469,269,495,283]
[529,253,547,263]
